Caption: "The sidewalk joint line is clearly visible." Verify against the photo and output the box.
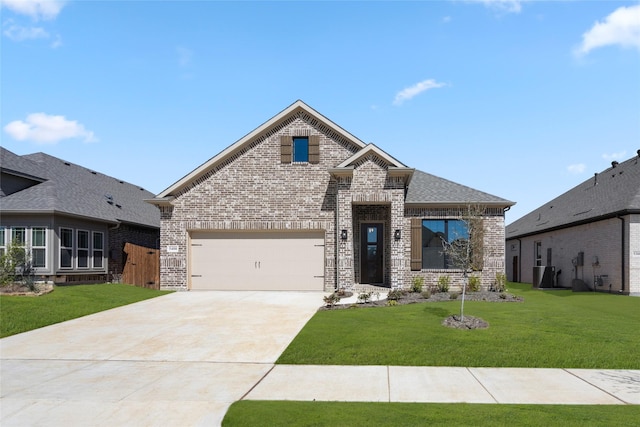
[467,368,499,403]
[563,369,628,405]
[240,364,275,401]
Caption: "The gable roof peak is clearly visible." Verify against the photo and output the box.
[335,143,408,169]
[154,100,367,199]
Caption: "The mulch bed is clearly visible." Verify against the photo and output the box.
[320,290,523,311]
[320,290,523,330]
[442,314,490,330]
[0,283,54,296]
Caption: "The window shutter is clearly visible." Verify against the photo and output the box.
[410,218,422,271]
[308,135,320,164]
[280,136,292,163]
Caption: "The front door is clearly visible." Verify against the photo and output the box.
[361,223,384,284]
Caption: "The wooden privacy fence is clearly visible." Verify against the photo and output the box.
[122,243,160,289]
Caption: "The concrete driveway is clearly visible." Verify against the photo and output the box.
[0,291,323,426]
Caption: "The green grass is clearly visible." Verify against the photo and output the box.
[222,401,640,427]
[278,283,640,368]
[0,283,172,338]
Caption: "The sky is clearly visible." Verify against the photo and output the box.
[1,0,639,225]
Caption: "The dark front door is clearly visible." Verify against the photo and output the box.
[361,223,384,284]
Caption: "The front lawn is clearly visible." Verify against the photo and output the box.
[278,283,640,368]
[0,283,172,338]
[223,401,640,427]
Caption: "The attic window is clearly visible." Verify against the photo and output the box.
[293,137,309,162]
[280,135,319,164]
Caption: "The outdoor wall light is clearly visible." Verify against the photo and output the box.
[394,229,401,240]
[341,229,348,241]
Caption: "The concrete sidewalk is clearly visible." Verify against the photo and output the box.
[246,365,640,405]
[2,291,639,426]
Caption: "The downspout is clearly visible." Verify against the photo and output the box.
[618,216,626,293]
[335,196,340,291]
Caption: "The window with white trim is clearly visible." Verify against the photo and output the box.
[535,241,542,267]
[9,227,27,266]
[0,227,5,258]
[11,227,26,246]
[31,227,47,268]
[77,230,89,268]
[60,228,73,268]
[92,232,104,268]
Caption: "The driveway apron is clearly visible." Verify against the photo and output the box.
[0,291,323,426]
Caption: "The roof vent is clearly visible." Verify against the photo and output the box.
[594,172,598,185]
[91,171,97,175]
[611,161,619,168]
[637,149,640,157]
[64,162,71,166]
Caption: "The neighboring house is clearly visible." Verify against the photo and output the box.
[0,147,160,284]
[505,151,640,296]
[147,100,514,292]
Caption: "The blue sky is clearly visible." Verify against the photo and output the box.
[2,0,639,224]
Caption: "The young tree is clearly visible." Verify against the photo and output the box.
[0,240,35,290]
[440,205,485,321]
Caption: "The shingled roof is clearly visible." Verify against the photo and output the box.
[0,147,159,228]
[406,169,514,207]
[506,151,640,239]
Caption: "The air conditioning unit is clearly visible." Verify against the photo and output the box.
[533,266,555,288]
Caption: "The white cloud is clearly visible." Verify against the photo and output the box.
[0,0,66,21]
[3,20,49,41]
[4,113,97,144]
[567,163,586,174]
[575,5,640,56]
[602,151,627,161]
[464,0,524,14]
[393,79,447,106]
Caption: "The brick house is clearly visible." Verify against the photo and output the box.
[505,151,640,296]
[147,100,514,292]
[0,147,160,284]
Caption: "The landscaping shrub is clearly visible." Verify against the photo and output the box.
[357,292,372,303]
[467,275,481,292]
[492,272,507,292]
[421,289,432,299]
[323,293,341,308]
[387,289,404,301]
[410,277,424,293]
[449,292,460,300]
[436,275,450,293]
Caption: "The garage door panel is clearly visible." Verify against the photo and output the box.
[190,231,324,291]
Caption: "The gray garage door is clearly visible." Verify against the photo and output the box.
[189,231,325,290]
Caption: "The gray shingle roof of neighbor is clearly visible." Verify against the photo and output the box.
[506,151,640,239]
[0,147,160,228]
[406,169,515,206]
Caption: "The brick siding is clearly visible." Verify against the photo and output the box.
[159,111,508,292]
[506,214,639,294]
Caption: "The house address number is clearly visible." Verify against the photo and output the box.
[633,250,640,258]
[167,245,179,253]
